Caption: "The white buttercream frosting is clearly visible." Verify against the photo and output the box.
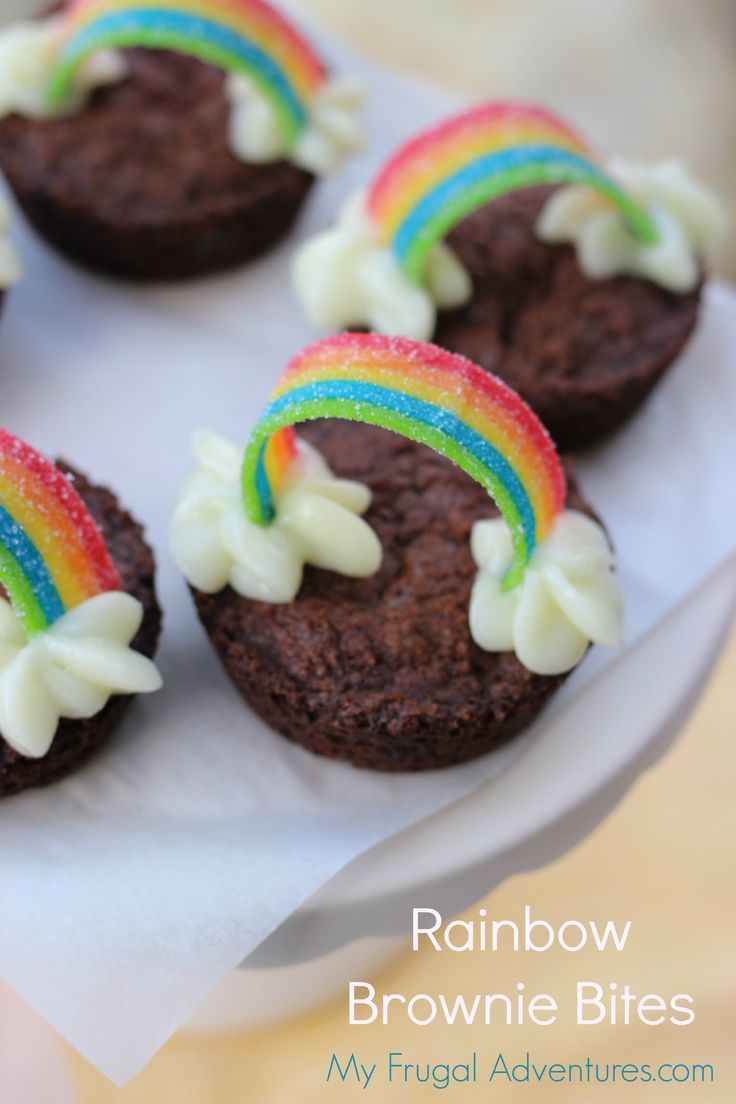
[292,190,472,338]
[0,591,162,759]
[227,74,364,175]
[0,18,127,120]
[469,510,624,675]
[170,429,382,602]
[537,158,728,293]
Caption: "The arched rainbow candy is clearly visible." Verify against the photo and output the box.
[0,431,121,637]
[365,101,659,283]
[241,335,565,589]
[47,0,327,142]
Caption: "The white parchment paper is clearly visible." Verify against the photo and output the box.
[0,35,734,1085]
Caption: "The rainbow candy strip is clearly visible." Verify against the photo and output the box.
[241,335,565,589]
[48,0,327,142]
[365,101,659,283]
[0,430,121,638]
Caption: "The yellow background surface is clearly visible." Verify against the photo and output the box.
[62,0,736,1098]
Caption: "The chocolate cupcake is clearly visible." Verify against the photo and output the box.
[433,187,703,448]
[0,3,363,279]
[294,102,726,448]
[0,431,162,798]
[171,335,624,772]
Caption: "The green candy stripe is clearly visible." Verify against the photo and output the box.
[241,397,531,591]
[0,543,49,637]
[397,155,659,284]
[47,27,301,144]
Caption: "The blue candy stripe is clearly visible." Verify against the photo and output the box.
[0,505,65,627]
[58,9,307,130]
[254,379,537,550]
[255,444,273,521]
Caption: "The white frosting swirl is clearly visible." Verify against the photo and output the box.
[292,190,471,338]
[537,158,728,293]
[170,429,382,602]
[0,591,162,759]
[227,74,364,175]
[0,18,127,120]
[469,510,624,675]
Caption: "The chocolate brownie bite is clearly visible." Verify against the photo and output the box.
[0,456,162,799]
[434,187,702,449]
[294,102,724,450]
[0,50,315,280]
[193,421,589,771]
[0,4,363,279]
[172,335,625,773]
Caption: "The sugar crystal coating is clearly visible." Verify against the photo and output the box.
[240,334,566,590]
[0,429,120,637]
